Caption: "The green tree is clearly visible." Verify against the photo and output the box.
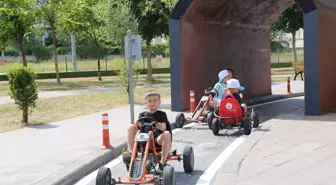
[271,3,303,62]
[0,0,40,66]
[58,0,108,81]
[107,0,139,55]
[130,0,171,81]
[8,67,38,125]
[38,0,62,84]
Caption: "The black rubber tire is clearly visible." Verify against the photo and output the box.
[212,118,219,136]
[207,112,214,129]
[183,146,194,173]
[252,113,260,128]
[96,167,112,185]
[163,166,176,185]
[243,117,252,135]
[146,160,152,174]
[175,113,185,128]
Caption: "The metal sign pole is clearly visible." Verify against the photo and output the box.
[127,30,135,124]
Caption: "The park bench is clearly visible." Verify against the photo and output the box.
[292,60,304,81]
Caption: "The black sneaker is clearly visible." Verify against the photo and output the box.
[157,162,167,173]
[122,151,131,164]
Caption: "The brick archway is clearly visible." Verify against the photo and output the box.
[169,0,336,115]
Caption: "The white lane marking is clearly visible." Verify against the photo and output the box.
[75,122,197,185]
[195,135,248,185]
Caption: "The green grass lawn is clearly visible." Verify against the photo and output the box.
[0,86,171,133]
[271,50,303,63]
[0,58,170,74]
[0,74,170,96]
[0,50,302,74]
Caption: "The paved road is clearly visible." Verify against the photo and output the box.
[75,96,305,185]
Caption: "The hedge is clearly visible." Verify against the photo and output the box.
[0,68,171,81]
[0,62,292,81]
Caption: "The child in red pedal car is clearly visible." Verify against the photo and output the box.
[226,78,247,114]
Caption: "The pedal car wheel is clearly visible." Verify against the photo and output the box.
[96,167,112,185]
[212,118,220,136]
[183,146,194,173]
[175,113,185,128]
[207,112,214,129]
[146,160,152,174]
[252,113,260,128]
[163,166,176,185]
[243,117,252,135]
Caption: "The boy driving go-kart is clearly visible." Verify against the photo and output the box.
[95,90,194,185]
[123,91,172,172]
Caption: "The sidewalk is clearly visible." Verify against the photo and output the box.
[0,81,304,185]
[213,111,336,185]
[0,99,180,185]
[0,80,303,105]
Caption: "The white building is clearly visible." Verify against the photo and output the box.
[275,28,304,49]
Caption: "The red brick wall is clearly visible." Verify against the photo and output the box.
[318,9,336,114]
[180,20,272,109]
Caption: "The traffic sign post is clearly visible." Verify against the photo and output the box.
[124,30,142,124]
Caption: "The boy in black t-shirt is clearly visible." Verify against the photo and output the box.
[122,91,172,172]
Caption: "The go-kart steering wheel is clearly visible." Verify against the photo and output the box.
[137,117,158,133]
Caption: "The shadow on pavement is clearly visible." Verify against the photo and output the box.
[175,170,205,185]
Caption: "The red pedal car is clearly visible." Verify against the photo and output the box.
[211,94,259,136]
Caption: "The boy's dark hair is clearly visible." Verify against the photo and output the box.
[145,90,161,100]
[226,68,234,77]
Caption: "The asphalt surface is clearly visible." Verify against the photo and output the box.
[76,96,305,185]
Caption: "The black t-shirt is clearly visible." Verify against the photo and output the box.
[138,110,172,138]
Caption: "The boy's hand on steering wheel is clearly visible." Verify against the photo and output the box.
[156,122,165,131]
[135,120,141,127]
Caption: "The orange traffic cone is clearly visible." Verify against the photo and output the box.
[101,113,112,149]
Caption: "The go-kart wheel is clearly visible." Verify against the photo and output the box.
[163,165,176,185]
[243,117,252,135]
[183,146,194,173]
[175,113,185,128]
[207,112,214,130]
[252,112,260,128]
[146,160,152,174]
[96,167,112,185]
[212,118,220,136]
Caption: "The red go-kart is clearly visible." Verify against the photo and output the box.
[211,94,260,136]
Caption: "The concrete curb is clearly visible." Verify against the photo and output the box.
[52,122,179,185]
[53,93,304,185]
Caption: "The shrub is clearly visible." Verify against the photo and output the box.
[32,45,52,61]
[7,67,38,125]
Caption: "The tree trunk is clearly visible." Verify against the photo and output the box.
[51,23,61,84]
[146,40,152,81]
[291,31,298,62]
[97,45,102,81]
[18,37,27,67]
[22,106,28,125]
